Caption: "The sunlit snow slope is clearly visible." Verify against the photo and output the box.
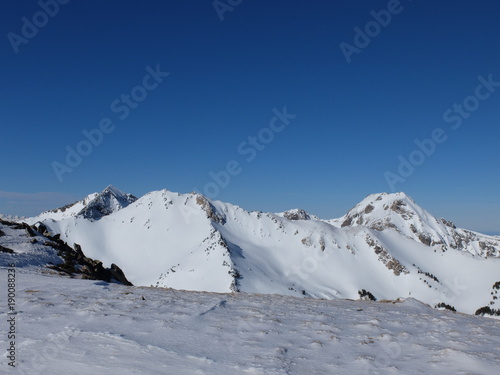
[1,268,500,375]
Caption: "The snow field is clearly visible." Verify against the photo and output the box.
[1,268,499,374]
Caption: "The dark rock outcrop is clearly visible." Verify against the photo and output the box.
[25,226,38,238]
[0,244,15,253]
[34,223,49,236]
[358,289,377,301]
[110,263,133,286]
[283,209,311,221]
[45,240,133,286]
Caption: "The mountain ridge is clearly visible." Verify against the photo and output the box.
[20,186,500,315]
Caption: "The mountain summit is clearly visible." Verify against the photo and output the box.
[329,192,495,256]
[78,185,137,220]
[23,187,500,315]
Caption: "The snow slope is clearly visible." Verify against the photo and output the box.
[21,187,500,315]
[1,267,500,375]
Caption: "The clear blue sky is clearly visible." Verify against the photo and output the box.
[1,0,499,233]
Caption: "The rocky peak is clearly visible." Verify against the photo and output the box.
[283,209,311,221]
[340,192,417,228]
[337,193,500,256]
[78,185,137,221]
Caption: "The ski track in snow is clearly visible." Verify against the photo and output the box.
[1,268,500,375]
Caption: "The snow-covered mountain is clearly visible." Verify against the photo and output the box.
[22,186,500,315]
[328,192,499,257]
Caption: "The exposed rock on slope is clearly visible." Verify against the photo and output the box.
[0,218,132,285]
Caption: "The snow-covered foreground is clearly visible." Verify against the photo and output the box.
[2,268,500,375]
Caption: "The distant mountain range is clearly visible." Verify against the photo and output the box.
[17,185,500,315]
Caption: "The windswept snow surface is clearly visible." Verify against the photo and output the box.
[1,268,500,375]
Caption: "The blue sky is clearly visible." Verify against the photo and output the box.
[1,0,499,233]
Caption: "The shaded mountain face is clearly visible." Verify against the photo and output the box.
[78,185,137,221]
[22,187,500,315]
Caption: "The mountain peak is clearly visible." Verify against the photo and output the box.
[334,192,491,252]
[78,186,137,221]
[102,185,128,197]
[339,192,420,228]
[357,192,414,207]
[281,209,311,221]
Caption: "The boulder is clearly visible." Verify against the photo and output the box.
[110,263,133,286]
[25,226,37,237]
